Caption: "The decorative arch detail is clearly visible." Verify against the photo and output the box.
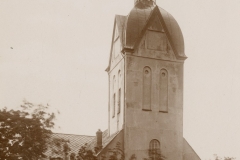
[142,66,152,111]
[159,68,168,112]
[118,70,121,114]
[112,76,116,118]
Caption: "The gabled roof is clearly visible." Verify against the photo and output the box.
[125,2,155,49]
[87,129,122,155]
[44,133,95,158]
[124,2,186,59]
[115,15,127,46]
[44,130,122,159]
[107,1,187,72]
[87,129,108,151]
[100,130,121,151]
[106,15,126,72]
[157,6,186,59]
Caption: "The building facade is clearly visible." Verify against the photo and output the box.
[104,0,200,160]
[46,1,200,160]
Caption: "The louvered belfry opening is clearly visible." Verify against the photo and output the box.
[134,0,156,6]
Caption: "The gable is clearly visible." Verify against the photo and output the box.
[148,15,164,32]
[106,15,126,72]
[146,31,167,51]
[123,5,186,60]
[113,26,121,59]
[108,26,123,71]
[136,14,176,61]
[146,16,167,51]
[114,24,119,41]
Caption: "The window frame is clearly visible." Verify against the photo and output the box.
[149,139,161,160]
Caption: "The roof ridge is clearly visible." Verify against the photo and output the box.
[52,132,95,137]
[96,129,123,156]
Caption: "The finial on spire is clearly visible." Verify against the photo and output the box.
[134,0,156,6]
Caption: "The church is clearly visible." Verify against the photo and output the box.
[45,0,201,160]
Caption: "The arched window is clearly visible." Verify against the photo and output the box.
[143,67,152,111]
[113,75,115,92]
[149,139,160,160]
[112,76,116,118]
[159,69,168,112]
[118,88,121,114]
[118,71,121,114]
[118,70,121,88]
[112,93,116,118]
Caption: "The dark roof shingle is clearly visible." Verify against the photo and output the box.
[87,129,121,154]
[44,133,95,158]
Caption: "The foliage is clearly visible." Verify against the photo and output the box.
[76,142,123,160]
[0,100,57,160]
[63,142,71,154]
[130,154,137,160]
[77,143,97,160]
[147,149,166,160]
[70,152,76,160]
[214,155,236,160]
[108,142,124,160]
[49,137,71,160]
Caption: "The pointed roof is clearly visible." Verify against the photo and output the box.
[157,6,186,59]
[124,2,186,59]
[106,1,186,71]
[120,2,186,54]
[125,2,155,49]
[115,15,127,46]
[105,15,126,72]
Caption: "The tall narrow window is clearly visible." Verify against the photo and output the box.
[159,69,168,112]
[113,75,115,92]
[112,76,116,118]
[118,70,121,87]
[143,67,152,111]
[149,139,160,160]
[118,88,121,114]
[118,70,121,114]
[112,93,116,118]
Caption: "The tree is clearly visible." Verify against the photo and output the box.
[108,142,124,160]
[49,137,71,160]
[145,148,165,160]
[77,143,97,160]
[214,154,236,160]
[0,100,57,160]
[70,153,76,160]
[76,142,123,160]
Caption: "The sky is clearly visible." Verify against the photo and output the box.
[1,0,240,159]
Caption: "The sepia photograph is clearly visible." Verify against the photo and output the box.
[0,0,240,159]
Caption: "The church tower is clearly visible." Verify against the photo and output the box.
[105,1,199,160]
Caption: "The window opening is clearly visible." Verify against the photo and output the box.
[143,67,152,111]
[149,139,160,160]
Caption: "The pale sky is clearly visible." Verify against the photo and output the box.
[1,0,240,159]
